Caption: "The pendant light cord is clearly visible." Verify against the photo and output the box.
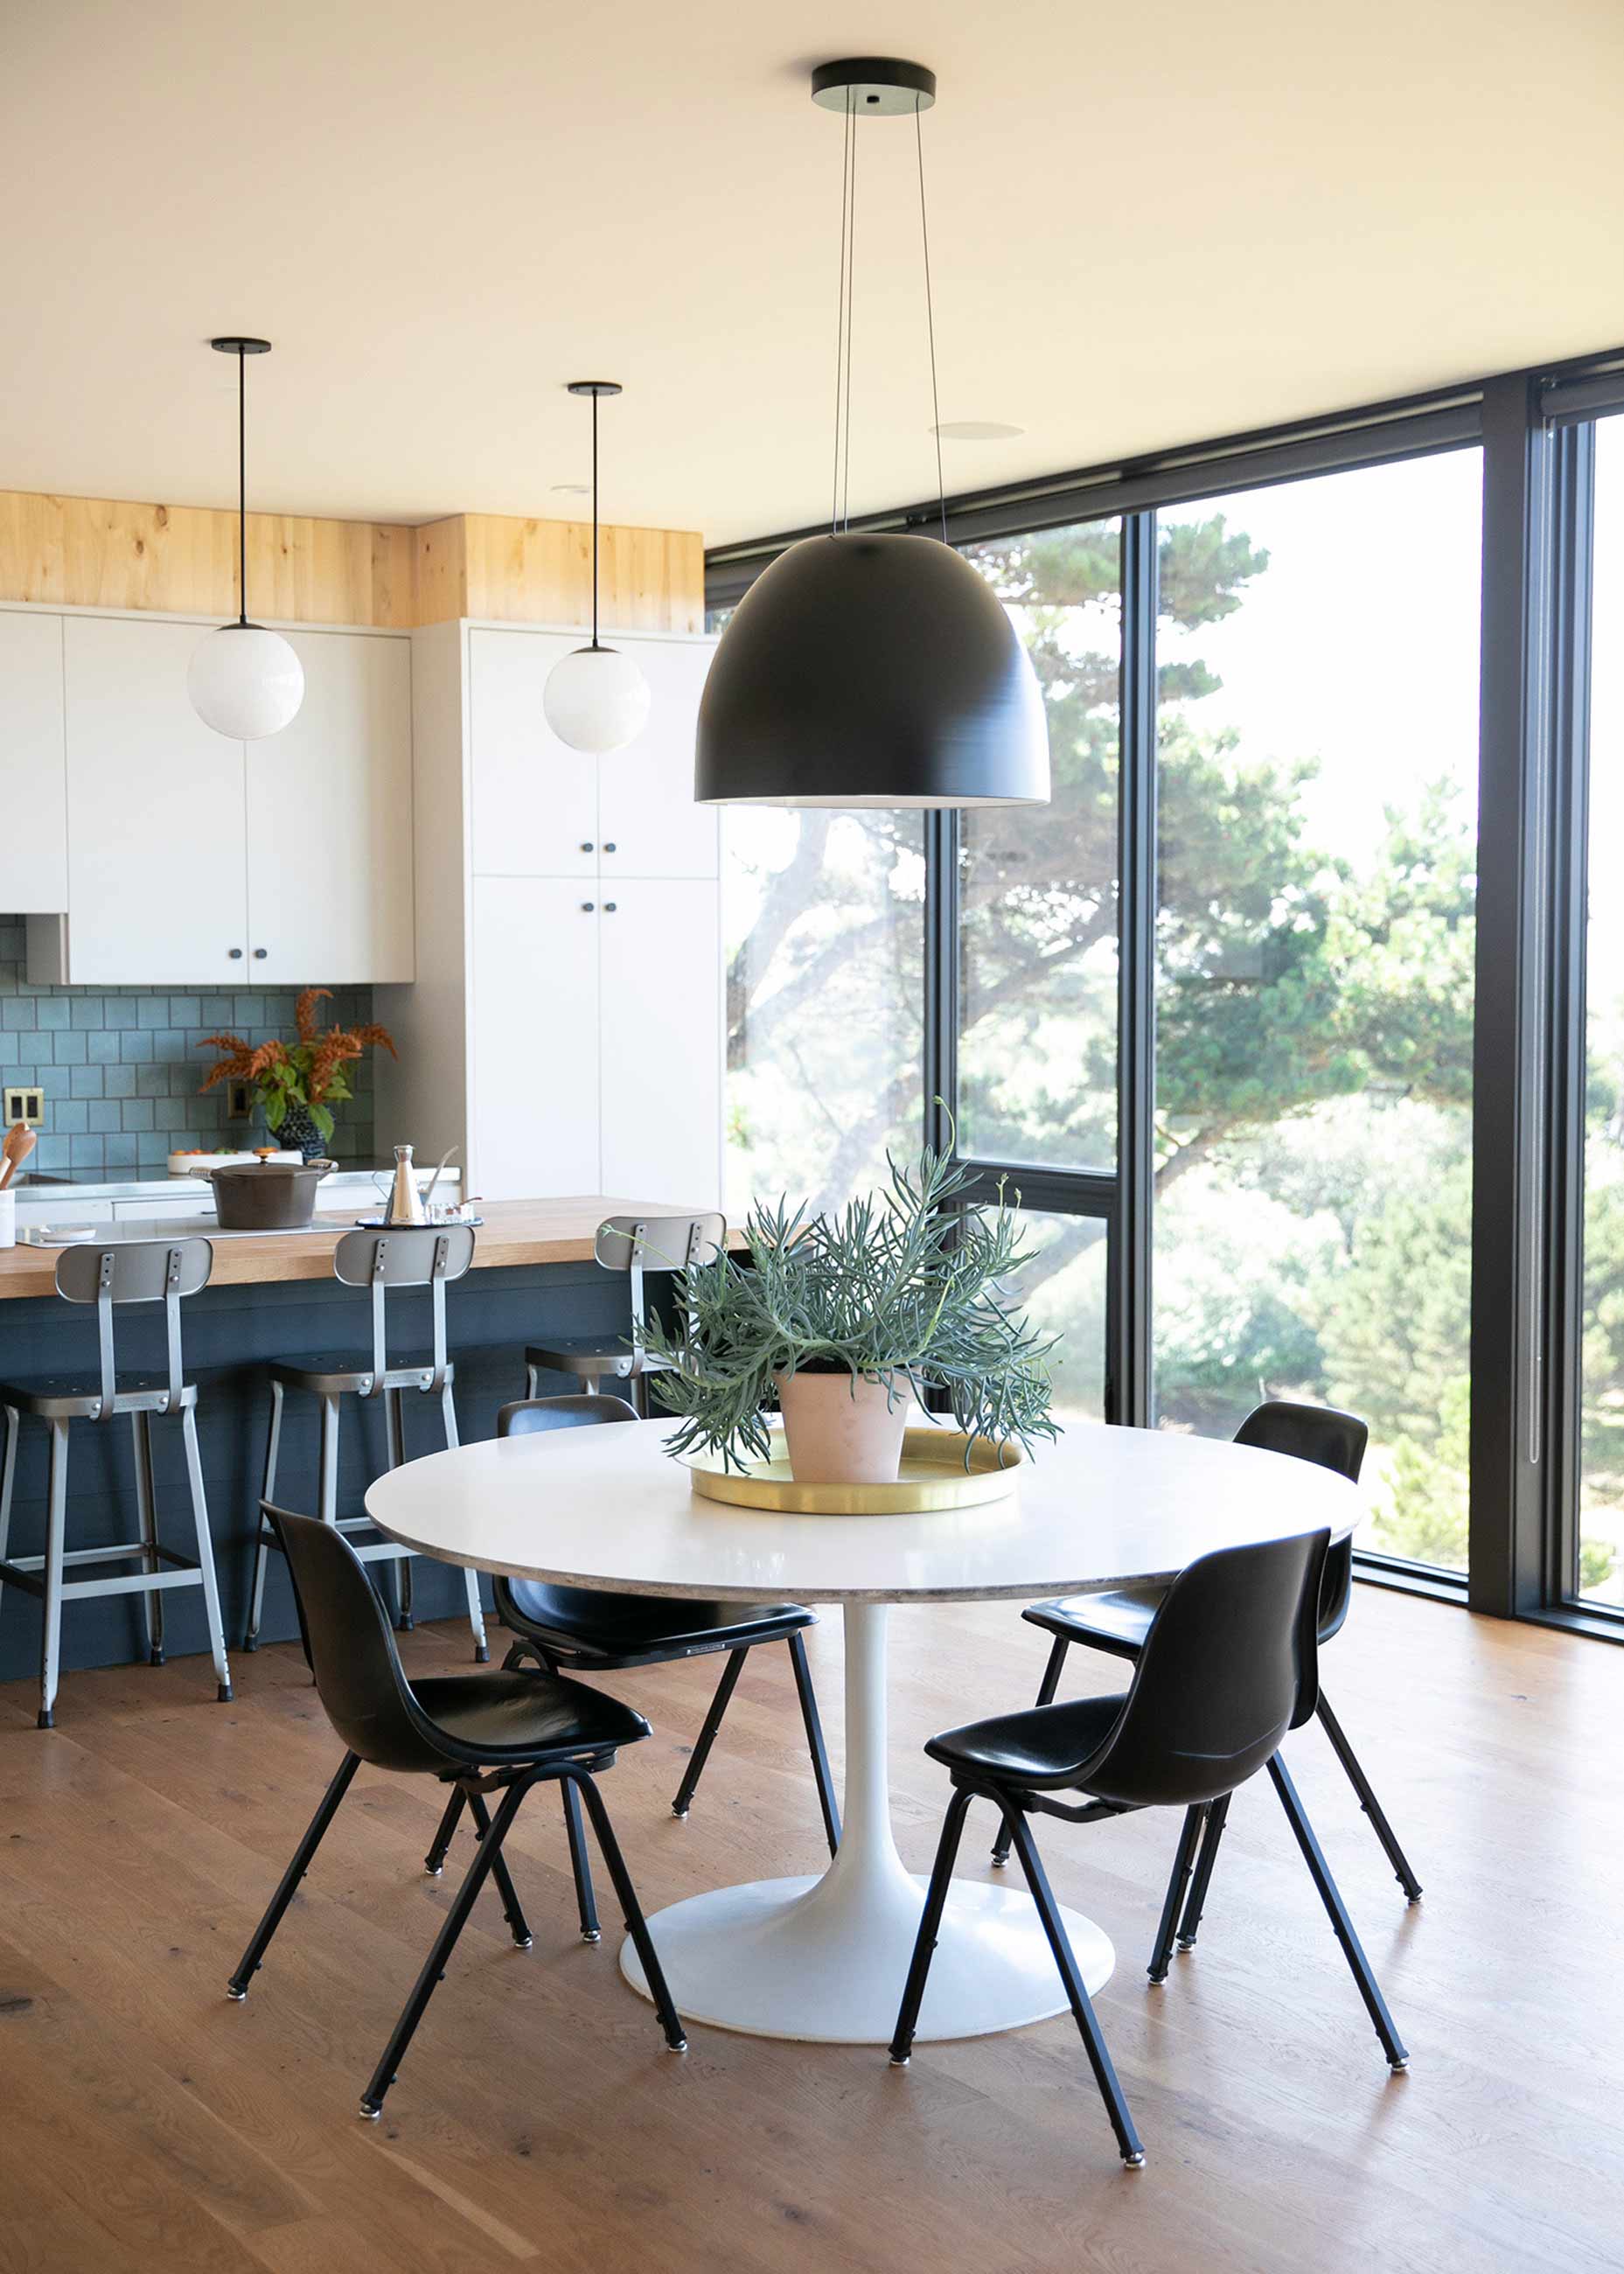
[831,89,857,536]
[916,96,948,544]
[236,345,249,624]
[590,385,601,650]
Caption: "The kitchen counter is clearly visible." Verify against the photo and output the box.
[0,1193,728,1684]
[0,1194,712,1300]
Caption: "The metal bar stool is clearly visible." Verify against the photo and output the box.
[0,1236,232,1728]
[525,1212,726,1414]
[244,1225,488,1662]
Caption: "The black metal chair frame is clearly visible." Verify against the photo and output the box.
[989,1403,1423,1922]
[891,1527,1408,2168]
[422,1394,841,1888]
[228,1503,687,2121]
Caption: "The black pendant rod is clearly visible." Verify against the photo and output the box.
[916,97,948,544]
[591,384,601,649]
[208,338,272,624]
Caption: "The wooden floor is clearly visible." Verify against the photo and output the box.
[0,1587,1620,2274]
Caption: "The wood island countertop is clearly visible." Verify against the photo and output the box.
[0,1196,733,1301]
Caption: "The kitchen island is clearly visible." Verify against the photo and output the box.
[0,1196,718,1685]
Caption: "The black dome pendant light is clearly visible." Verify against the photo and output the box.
[695,58,1049,809]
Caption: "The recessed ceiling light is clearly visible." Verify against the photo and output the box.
[551,480,591,495]
[931,420,1024,442]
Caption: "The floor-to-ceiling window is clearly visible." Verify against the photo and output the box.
[1154,453,1482,1571]
[1576,416,1624,1608]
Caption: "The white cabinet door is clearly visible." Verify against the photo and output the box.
[246,631,415,983]
[470,876,601,1199]
[469,630,599,879]
[598,879,721,1208]
[0,612,68,912]
[60,617,249,985]
[597,638,718,880]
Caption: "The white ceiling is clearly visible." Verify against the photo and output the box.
[4,1,1622,548]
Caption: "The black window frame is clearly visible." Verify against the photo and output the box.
[708,342,1624,1642]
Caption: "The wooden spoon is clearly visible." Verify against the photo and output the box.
[0,1123,37,1190]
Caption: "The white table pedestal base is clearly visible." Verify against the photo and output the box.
[621,1602,1115,2045]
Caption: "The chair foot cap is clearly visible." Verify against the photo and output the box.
[241,1635,259,1654]
[514,1935,533,1951]
[474,1645,490,1664]
[217,1683,233,1703]
[666,2039,688,2055]
[423,1865,443,1878]
[358,2102,382,2121]
[149,1649,165,1667]
[1147,1971,1167,1987]
[1123,2151,1147,2169]
[1174,1935,1196,1952]
[582,1929,602,1943]
[671,1806,689,1819]
[1389,2056,1409,2073]
[989,1854,1008,1868]
[889,2054,910,2067]
[35,1711,53,1731]
[1405,1891,1423,1905]
[226,1985,247,2001]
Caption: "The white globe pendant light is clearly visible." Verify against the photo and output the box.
[543,380,650,754]
[188,338,304,742]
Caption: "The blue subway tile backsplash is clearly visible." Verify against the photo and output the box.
[0,917,376,1181]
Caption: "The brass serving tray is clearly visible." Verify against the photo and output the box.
[685,1426,1023,1515]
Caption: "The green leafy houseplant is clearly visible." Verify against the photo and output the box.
[641,1134,1062,1473]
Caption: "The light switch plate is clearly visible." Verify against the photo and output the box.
[3,1085,45,1128]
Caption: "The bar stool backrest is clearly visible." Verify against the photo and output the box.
[54,1235,214,1416]
[1072,1527,1330,1812]
[595,1212,726,1357]
[331,1224,476,1394]
[1233,1400,1367,1642]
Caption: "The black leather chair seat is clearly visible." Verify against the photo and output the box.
[924,1692,1126,1789]
[1026,1587,1163,1660]
[413,1670,650,1762]
[500,1579,814,1665]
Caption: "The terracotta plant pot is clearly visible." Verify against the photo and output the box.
[773,1368,910,1485]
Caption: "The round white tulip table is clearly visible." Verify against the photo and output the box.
[366,1417,1356,2045]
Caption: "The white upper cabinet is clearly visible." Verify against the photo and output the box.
[596,638,717,879]
[57,615,250,986]
[469,629,598,879]
[0,611,68,913]
[245,630,415,983]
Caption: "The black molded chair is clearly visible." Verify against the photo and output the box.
[891,1526,1407,2167]
[422,1394,840,1893]
[227,1503,687,2121]
[989,1402,1421,1920]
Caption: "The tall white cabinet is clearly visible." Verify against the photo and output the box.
[376,620,723,1210]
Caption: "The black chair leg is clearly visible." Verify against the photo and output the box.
[424,1785,465,1876]
[1147,1804,1208,1983]
[227,1751,360,1998]
[466,1789,533,1949]
[1316,1692,1422,1902]
[889,1785,973,2065]
[561,1776,602,1942]
[565,1769,687,2052]
[1267,1754,1408,2071]
[671,1647,747,1819]
[1176,1790,1230,1951]
[359,1773,535,2118]
[1000,1800,1146,2168]
[787,1632,842,1857]
[991,1635,1070,1866]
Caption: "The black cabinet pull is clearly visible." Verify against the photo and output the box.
[603,841,617,853]
[603,901,617,913]
[253,947,268,960]
[581,901,596,912]
[580,841,595,852]
[228,947,243,959]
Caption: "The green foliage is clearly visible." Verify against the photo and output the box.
[643,1135,1061,1471]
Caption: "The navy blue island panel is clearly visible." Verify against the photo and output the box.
[0,1248,642,1685]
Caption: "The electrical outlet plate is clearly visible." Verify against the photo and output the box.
[226,1078,254,1122]
[3,1086,45,1128]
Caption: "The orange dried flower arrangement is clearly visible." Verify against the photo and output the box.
[199,987,396,1151]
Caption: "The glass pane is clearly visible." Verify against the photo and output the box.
[1579,418,1624,1607]
[1153,452,1481,1574]
[1001,1208,1108,1426]
[956,520,1121,1170]
[722,811,924,1217]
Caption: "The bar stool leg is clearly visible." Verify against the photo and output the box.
[181,1405,233,1703]
[317,1395,341,1525]
[382,1387,414,1632]
[130,1410,165,1667]
[439,1381,488,1662]
[38,1420,69,1729]
[244,1379,284,1651]
[0,1402,18,1632]
[525,1364,540,1400]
